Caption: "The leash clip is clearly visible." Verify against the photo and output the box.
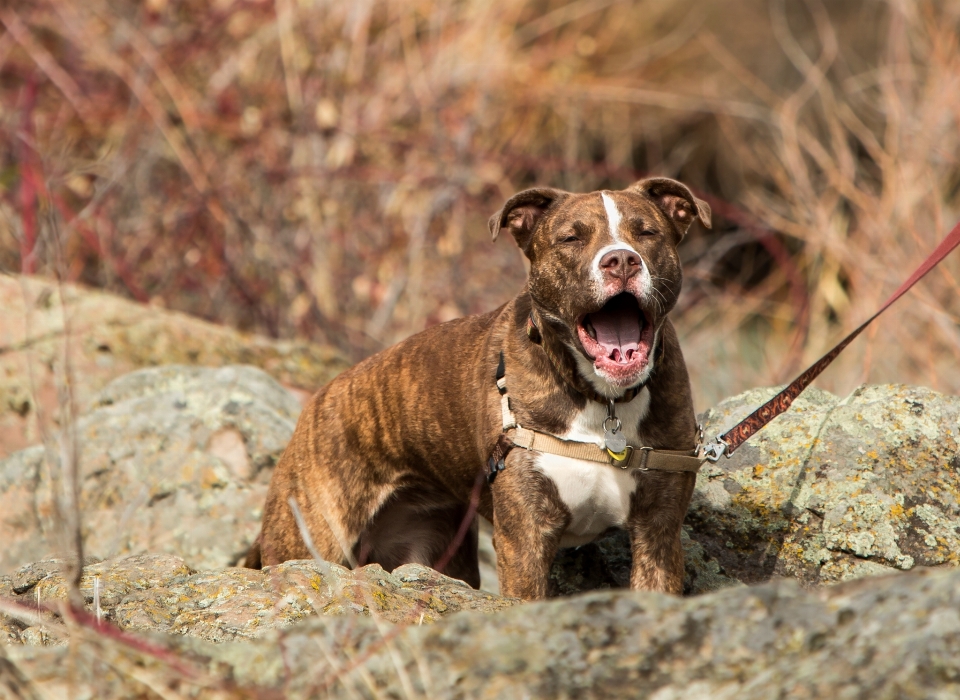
[701,436,730,463]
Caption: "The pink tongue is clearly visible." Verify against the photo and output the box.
[590,303,642,364]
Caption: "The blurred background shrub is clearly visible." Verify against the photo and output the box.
[0,0,958,407]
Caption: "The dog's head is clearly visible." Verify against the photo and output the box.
[490,178,711,395]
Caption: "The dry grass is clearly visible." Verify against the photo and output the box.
[1,0,959,410]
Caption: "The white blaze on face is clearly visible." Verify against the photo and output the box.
[591,192,645,293]
[601,192,623,242]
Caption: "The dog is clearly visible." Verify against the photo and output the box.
[244,177,711,599]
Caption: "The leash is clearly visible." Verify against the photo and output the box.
[702,218,960,461]
[487,218,960,480]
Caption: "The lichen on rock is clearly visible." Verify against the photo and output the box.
[690,383,960,586]
[0,365,303,574]
[0,554,518,646]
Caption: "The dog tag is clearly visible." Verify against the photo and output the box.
[604,400,627,454]
[604,429,627,454]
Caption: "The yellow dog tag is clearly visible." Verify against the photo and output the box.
[606,447,629,462]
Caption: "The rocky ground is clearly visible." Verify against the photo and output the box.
[5,557,960,698]
[0,273,349,459]
[2,276,959,698]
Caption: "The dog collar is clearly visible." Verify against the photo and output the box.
[486,352,702,483]
[525,312,653,405]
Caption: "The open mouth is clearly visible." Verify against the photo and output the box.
[576,293,654,386]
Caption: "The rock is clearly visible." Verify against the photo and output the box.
[4,353,958,602]
[691,383,960,586]
[551,383,960,595]
[0,575,22,644]
[0,553,517,646]
[549,529,632,595]
[11,558,77,595]
[0,365,302,573]
[7,562,960,697]
[0,273,349,459]
[550,527,741,597]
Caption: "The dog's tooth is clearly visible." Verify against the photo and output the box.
[585,319,597,340]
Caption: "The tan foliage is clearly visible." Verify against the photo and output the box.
[0,0,958,409]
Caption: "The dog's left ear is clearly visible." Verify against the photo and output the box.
[629,177,712,237]
[489,187,568,255]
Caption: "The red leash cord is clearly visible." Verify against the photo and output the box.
[703,218,960,461]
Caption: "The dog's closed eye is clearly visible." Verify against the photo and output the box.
[623,218,657,237]
[558,223,589,245]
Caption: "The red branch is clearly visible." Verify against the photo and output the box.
[17,78,39,275]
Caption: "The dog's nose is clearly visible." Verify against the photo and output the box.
[599,249,642,281]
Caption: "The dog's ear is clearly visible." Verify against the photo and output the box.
[629,177,712,237]
[489,187,568,254]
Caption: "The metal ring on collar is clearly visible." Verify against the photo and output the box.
[603,416,622,433]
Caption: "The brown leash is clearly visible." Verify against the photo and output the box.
[703,218,960,461]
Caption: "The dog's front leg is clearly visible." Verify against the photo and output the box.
[491,456,569,600]
[627,470,696,594]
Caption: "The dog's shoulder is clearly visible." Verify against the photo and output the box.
[408,303,508,347]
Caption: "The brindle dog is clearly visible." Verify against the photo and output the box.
[245,177,710,599]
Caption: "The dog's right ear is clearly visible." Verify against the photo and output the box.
[489,188,568,254]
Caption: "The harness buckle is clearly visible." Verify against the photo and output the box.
[701,437,729,463]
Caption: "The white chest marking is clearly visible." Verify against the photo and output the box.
[534,389,651,547]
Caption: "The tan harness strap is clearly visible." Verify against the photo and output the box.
[635,447,705,473]
[511,427,606,462]
[509,426,702,474]
[486,352,703,482]
[497,376,516,430]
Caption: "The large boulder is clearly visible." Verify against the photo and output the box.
[692,383,960,585]
[0,273,349,459]
[0,360,508,593]
[0,554,516,646]
[0,365,301,573]
[551,383,960,594]
[4,357,957,601]
[6,562,960,698]
[3,376,960,697]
